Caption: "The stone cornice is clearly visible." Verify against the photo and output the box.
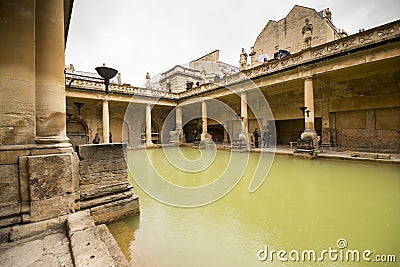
[66,20,400,102]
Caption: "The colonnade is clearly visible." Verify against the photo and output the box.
[98,77,318,147]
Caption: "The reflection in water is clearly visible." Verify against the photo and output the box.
[106,221,135,262]
[109,148,400,267]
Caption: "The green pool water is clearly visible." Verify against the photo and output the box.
[109,148,400,267]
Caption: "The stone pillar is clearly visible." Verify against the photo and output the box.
[146,104,153,147]
[35,0,69,144]
[176,106,182,131]
[301,77,318,143]
[201,101,208,141]
[240,92,250,150]
[321,100,331,146]
[0,1,36,145]
[102,100,110,144]
[240,92,248,133]
[223,125,229,143]
[366,109,376,130]
[176,106,184,142]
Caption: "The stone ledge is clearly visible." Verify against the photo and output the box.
[67,210,115,266]
[78,143,126,161]
[80,182,133,200]
[97,224,130,267]
[80,190,134,210]
[90,196,139,224]
[9,215,67,242]
[351,152,391,159]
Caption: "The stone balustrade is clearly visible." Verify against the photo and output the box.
[66,20,400,100]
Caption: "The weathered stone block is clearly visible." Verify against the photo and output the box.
[80,190,134,209]
[10,215,66,242]
[27,154,74,201]
[0,216,21,229]
[28,195,75,223]
[80,182,133,200]
[97,224,130,267]
[90,195,139,224]
[79,157,127,174]
[67,210,95,236]
[67,211,115,266]
[0,203,21,219]
[79,170,127,187]
[77,143,126,161]
[0,164,20,203]
[18,156,30,204]
[0,227,10,242]
[30,147,74,156]
[0,149,30,165]
[0,164,21,227]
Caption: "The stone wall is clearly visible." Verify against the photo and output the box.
[77,143,139,224]
[251,5,338,66]
[0,146,78,227]
[333,107,400,152]
[0,143,139,229]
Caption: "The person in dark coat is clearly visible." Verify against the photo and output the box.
[253,128,260,148]
[93,133,100,144]
[263,128,272,148]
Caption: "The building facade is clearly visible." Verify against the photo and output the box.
[64,8,400,153]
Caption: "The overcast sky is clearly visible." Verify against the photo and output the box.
[65,0,400,86]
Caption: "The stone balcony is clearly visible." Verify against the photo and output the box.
[66,20,400,101]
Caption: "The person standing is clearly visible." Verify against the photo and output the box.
[263,128,272,148]
[93,133,100,144]
[253,128,260,148]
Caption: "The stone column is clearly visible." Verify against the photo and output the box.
[240,92,248,133]
[35,0,69,144]
[201,101,208,141]
[176,106,184,142]
[321,100,331,146]
[223,125,229,143]
[1,1,36,145]
[176,106,182,131]
[301,77,318,143]
[240,92,250,150]
[102,100,110,143]
[146,104,153,147]
[366,109,376,130]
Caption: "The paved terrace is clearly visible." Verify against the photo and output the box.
[0,210,129,267]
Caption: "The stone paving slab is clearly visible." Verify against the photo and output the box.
[0,232,73,267]
[0,210,130,267]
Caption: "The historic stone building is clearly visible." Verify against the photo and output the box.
[64,6,400,153]
[1,1,400,236]
[250,5,341,67]
[158,50,239,93]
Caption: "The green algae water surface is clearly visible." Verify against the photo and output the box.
[110,148,400,267]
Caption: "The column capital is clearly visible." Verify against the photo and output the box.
[304,76,315,82]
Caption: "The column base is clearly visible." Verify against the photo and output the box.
[200,133,212,141]
[301,129,318,147]
[146,141,154,148]
[35,136,70,144]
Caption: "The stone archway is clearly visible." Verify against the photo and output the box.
[110,118,124,143]
[66,118,89,148]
